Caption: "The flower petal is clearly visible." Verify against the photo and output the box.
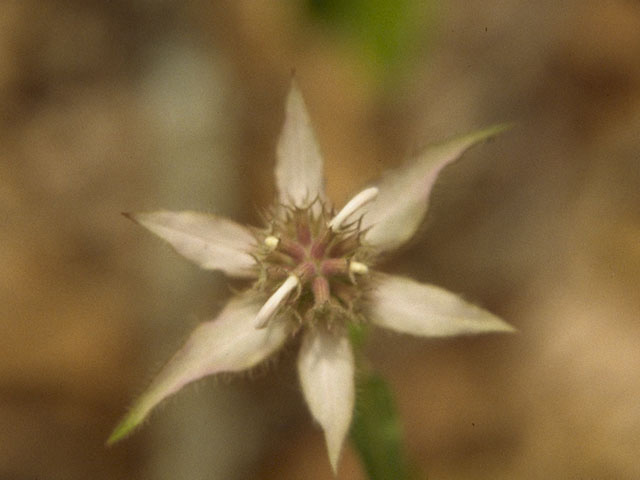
[368,274,515,337]
[297,328,355,473]
[363,125,510,251]
[107,296,290,444]
[127,210,257,277]
[275,83,326,207]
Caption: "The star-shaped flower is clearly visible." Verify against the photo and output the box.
[108,83,514,472]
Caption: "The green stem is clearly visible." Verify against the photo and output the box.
[349,325,412,480]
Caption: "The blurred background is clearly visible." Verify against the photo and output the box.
[1,0,640,478]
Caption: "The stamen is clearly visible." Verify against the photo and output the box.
[294,261,316,281]
[328,187,378,231]
[349,261,369,275]
[312,276,330,305]
[255,275,300,329]
[264,236,280,250]
[321,258,349,276]
[310,229,331,259]
[296,218,311,245]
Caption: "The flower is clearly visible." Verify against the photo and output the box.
[108,83,515,472]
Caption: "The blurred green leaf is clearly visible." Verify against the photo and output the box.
[305,0,437,85]
[348,321,370,349]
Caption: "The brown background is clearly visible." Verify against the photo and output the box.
[1,1,640,478]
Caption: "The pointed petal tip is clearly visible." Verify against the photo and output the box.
[287,76,305,95]
[478,310,518,335]
[297,330,354,477]
[288,75,301,92]
[493,318,518,334]
[122,211,147,227]
[106,411,141,446]
[276,80,326,208]
[107,297,290,450]
[325,431,344,474]
[128,210,258,277]
[461,313,518,336]
[362,124,513,252]
[452,122,514,151]
[477,122,515,138]
[369,274,518,338]
[106,428,125,447]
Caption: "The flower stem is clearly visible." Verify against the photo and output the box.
[349,325,413,480]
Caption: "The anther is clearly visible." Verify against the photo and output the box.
[264,236,280,250]
[349,261,369,275]
[328,187,378,231]
[255,275,300,329]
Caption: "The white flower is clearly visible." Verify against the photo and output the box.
[108,83,515,472]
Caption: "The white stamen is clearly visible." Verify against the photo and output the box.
[328,187,379,231]
[255,275,300,329]
[349,261,369,275]
[264,235,280,250]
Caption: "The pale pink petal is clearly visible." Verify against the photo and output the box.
[363,125,510,251]
[275,83,326,207]
[369,274,515,337]
[128,210,257,278]
[108,296,290,444]
[297,328,355,473]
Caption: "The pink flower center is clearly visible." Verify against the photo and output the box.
[254,201,372,328]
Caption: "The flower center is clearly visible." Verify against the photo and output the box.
[253,189,377,329]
